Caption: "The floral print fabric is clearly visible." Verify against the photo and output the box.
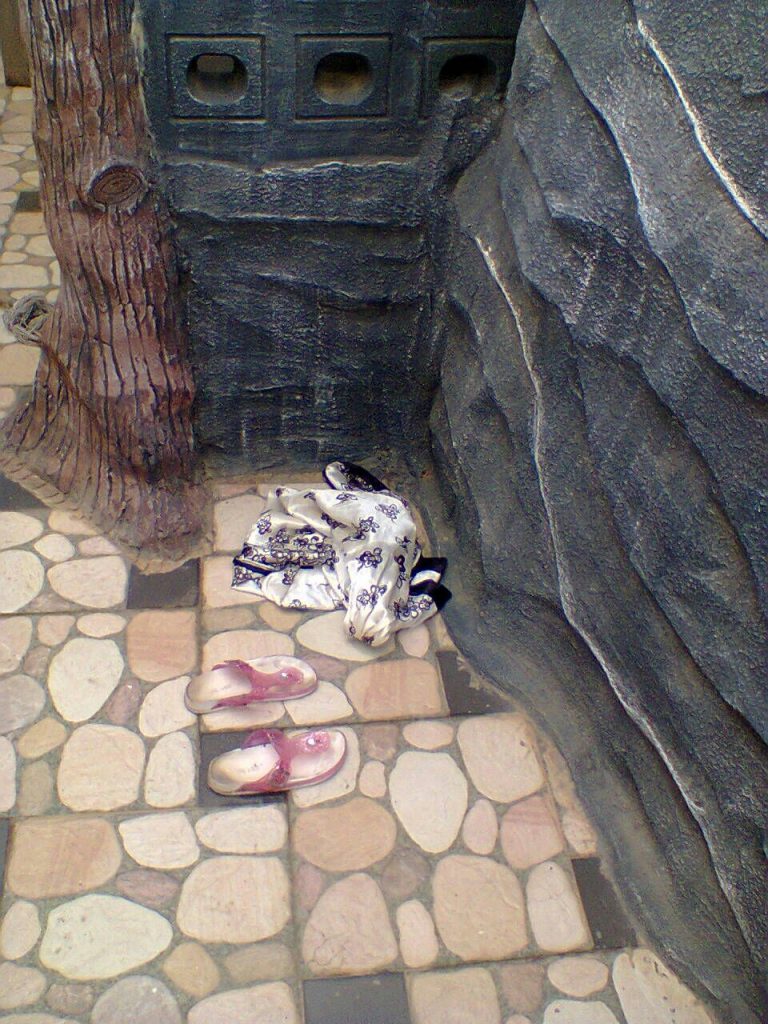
[231,462,449,647]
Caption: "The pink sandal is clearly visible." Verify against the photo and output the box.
[207,727,347,795]
[185,656,317,715]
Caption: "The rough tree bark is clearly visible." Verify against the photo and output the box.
[0,0,207,568]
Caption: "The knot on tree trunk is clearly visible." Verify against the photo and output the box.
[87,161,148,211]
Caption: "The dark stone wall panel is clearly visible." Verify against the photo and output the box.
[429,2,768,1020]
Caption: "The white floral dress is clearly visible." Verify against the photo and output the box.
[231,462,449,647]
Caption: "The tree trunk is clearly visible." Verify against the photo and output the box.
[0,0,207,569]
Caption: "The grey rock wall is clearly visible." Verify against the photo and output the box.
[429,2,768,1020]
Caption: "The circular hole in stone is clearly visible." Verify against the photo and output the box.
[314,52,374,106]
[186,52,248,105]
[438,53,497,99]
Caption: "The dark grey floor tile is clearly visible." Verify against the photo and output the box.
[0,818,10,900]
[0,473,45,510]
[572,856,638,949]
[127,559,200,608]
[303,974,411,1024]
[437,649,514,715]
[198,729,286,809]
[15,189,41,212]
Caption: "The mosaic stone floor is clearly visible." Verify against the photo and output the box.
[0,87,720,1023]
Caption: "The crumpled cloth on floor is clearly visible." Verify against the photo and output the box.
[231,461,450,647]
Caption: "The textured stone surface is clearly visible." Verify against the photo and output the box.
[214,494,266,551]
[126,610,197,682]
[144,731,196,808]
[57,725,145,810]
[497,962,545,1014]
[286,680,354,725]
[0,900,41,960]
[410,967,501,1024]
[294,797,397,871]
[202,555,263,608]
[457,716,544,803]
[0,616,33,673]
[47,556,127,609]
[0,734,16,809]
[47,510,98,536]
[8,817,122,898]
[542,1002,619,1024]
[17,759,53,814]
[296,611,393,662]
[358,760,387,798]
[0,673,45,733]
[500,795,564,870]
[258,602,304,631]
[138,676,196,736]
[47,637,124,722]
[195,806,287,854]
[39,894,173,979]
[526,862,590,953]
[91,976,181,1024]
[462,799,499,855]
[396,899,439,968]
[613,949,715,1024]
[380,848,430,902]
[177,856,290,943]
[77,613,125,638]
[201,628,293,670]
[346,659,444,720]
[430,2,768,1017]
[302,873,398,975]
[37,615,75,647]
[224,942,294,984]
[0,550,44,612]
[390,750,468,853]
[187,983,298,1024]
[164,942,221,998]
[548,956,610,997]
[119,812,199,869]
[102,680,142,726]
[361,723,399,761]
[45,982,96,1015]
[403,719,454,750]
[115,869,181,909]
[432,855,528,961]
[0,962,47,1010]
[398,624,430,657]
[295,862,326,912]
[0,511,43,549]
[34,534,75,562]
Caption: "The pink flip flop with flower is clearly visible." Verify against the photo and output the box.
[185,656,317,714]
[207,727,347,795]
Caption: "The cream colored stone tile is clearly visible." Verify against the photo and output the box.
[302,873,397,975]
[163,942,221,999]
[294,797,397,872]
[346,659,446,720]
[396,899,439,968]
[7,817,122,898]
[526,861,591,953]
[432,855,528,961]
[118,811,199,870]
[177,856,290,943]
[39,894,173,980]
[457,714,545,803]
[389,750,467,853]
[188,983,299,1024]
[57,724,145,811]
[410,967,501,1024]
[126,609,197,682]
